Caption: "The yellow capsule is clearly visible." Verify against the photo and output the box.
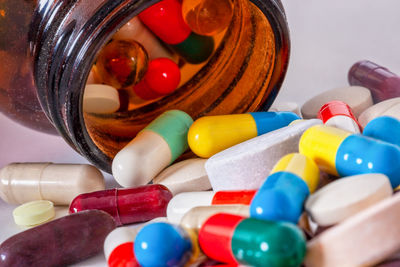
[188,114,258,158]
[188,112,301,158]
[299,125,351,176]
[271,153,320,193]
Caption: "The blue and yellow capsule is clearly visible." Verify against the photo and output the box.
[250,153,320,224]
[299,125,400,188]
[134,222,199,267]
[188,112,300,158]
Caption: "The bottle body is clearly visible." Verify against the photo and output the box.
[0,0,290,172]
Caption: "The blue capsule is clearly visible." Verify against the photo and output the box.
[363,116,400,147]
[250,172,310,224]
[134,222,194,267]
[336,135,400,188]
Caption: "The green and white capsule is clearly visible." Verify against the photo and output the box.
[112,110,193,187]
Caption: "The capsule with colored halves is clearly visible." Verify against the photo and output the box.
[299,125,400,188]
[112,110,193,187]
[188,112,300,158]
[250,153,320,223]
[167,190,255,223]
[198,213,306,267]
[318,100,361,133]
[69,184,172,226]
[104,227,140,267]
[134,222,199,267]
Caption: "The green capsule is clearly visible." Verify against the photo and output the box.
[231,218,306,267]
[171,32,214,64]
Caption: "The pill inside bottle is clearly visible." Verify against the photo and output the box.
[78,0,287,172]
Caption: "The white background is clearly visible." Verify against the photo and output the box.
[1,0,400,266]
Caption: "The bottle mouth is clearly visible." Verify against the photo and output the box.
[36,0,290,172]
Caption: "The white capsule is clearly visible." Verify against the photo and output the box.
[113,17,175,61]
[112,131,172,187]
[153,158,211,196]
[167,191,215,224]
[306,173,392,226]
[0,163,105,205]
[83,84,120,114]
[180,205,249,231]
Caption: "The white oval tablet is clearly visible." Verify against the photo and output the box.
[83,84,120,114]
[166,191,215,224]
[358,97,400,128]
[301,86,373,119]
[306,192,400,267]
[153,158,211,196]
[305,173,392,226]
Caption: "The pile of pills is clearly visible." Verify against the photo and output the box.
[1,58,400,266]
[1,0,400,265]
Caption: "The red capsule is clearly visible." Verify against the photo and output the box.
[108,242,139,267]
[138,0,191,44]
[198,213,242,264]
[318,100,362,133]
[212,190,256,205]
[69,184,172,226]
[133,58,181,100]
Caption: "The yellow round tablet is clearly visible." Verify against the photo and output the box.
[13,200,55,226]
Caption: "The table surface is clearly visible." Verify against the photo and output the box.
[1,0,400,266]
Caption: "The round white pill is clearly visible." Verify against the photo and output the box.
[83,84,120,114]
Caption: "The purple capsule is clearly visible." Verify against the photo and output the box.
[0,210,116,267]
[348,60,400,102]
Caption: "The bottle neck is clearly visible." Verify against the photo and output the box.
[34,0,290,172]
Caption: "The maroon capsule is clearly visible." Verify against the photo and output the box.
[0,210,116,267]
[69,184,173,225]
[348,60,400,102]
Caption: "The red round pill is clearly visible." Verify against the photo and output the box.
[133,58,181,100]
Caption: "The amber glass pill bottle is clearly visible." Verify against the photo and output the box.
[0,0,290,172]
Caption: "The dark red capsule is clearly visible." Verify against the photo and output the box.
[69,184,173,226]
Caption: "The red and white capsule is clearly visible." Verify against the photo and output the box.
[104,227,140,267]
[318,100,361,133]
